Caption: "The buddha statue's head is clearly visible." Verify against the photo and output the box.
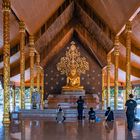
[70,69,77,77]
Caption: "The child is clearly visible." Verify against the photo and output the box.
[88,107,96,123]
[105,107,114,121]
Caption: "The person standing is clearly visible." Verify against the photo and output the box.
[77,96,84,120]
[125,94,137,131]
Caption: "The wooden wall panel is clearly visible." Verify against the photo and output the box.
[44,40,102,98]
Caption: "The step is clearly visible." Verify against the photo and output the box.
[20,109,126,119]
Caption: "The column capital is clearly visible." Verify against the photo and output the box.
[19,21,25,33]
[107,54,111,63]
[114,35,119,56]
[36,54,40,65]
[2,0,10,12]
[41,70,44,76]
[107,54,111,71]
[29,47,35,57]
[102,68,105,75]
[29,35,35,46]
[29,35,35,56]
[107,65,111,71]
[125,21,132,33]
[114,35,119,46]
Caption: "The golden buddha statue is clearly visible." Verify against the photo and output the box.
[57,41,89,93]
[62,68,83,91]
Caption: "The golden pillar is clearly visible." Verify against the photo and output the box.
[12,85,16,111]
[19,21,25,109]
[41,69,44,107]
[123,89,126,109]
[102,68,105,110]
[36,54,40,92]
[125,21,132,100]
[29,35,35,105]
[107,54,111,107]
[114,36,119,110]
[4,125,10,140]
[3,0,11,125]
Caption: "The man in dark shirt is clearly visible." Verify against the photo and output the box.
[77,96,84,120]
[125,94,137,131]
[105,107,114,121]
[88,107,96,122]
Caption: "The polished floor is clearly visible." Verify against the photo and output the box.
[0,104,140,140]
[0,118,140,140]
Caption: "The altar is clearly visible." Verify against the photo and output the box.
[47,93,99,109]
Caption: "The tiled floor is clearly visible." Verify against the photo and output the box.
[0,118,140,140]
[0,104,140,140]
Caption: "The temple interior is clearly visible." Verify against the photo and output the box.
[0,0,140,140]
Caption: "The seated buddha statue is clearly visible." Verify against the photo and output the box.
[62,68,83,91]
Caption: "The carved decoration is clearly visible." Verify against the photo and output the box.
[57,41,89,76]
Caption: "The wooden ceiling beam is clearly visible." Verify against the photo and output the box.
[74,22,107,67]
[117,7,140,36]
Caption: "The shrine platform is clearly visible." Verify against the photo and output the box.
[19,93,125,121]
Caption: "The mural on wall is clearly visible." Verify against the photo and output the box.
[44,40,102,97]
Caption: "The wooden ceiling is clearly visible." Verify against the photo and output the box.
[11,0,64,34]
[132,12,140,49]
[0,0,140,84]
[0,0,19,49]
[87,0,140,33]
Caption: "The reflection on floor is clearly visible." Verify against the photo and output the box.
[0,118,140,140]
[0,104,140,140]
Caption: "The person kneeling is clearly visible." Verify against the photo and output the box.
[56,108,65,123]
[88,107,96,123]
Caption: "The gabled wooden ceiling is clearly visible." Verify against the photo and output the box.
[132,12,140,49]
[11,0,64,34]
[0,0,140,84]
[87,0,140,33]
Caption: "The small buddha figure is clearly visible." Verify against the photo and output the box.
[63,68,83,90]
[67,69,80,87]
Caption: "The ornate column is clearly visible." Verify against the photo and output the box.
[12,85,16,111]
[102,68,105,110]
[125,21,132,100]
[4,125,10,140]
[2,0,11,125]
[19,21,25,109]
[29,35,35,105]
[114,36,119,110]
[107,54,111,107]
[123,89,126,109]
[36,54,40,92]
[41,69,44,108]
